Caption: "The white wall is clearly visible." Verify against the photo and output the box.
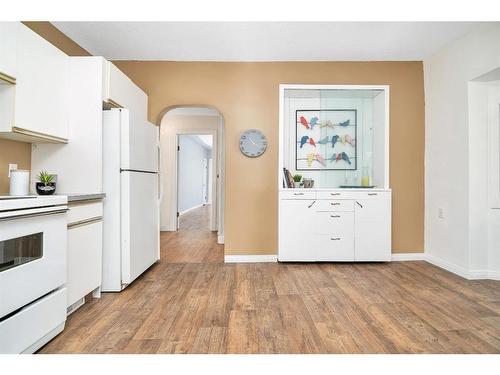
[178,135,211,213]
[424,23,500,279]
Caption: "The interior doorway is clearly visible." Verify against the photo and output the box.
[158,106,225,263]
[176,134,214,231]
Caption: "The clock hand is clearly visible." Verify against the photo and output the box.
[249,137,258,147]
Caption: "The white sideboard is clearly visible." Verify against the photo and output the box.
[278,189,391,262]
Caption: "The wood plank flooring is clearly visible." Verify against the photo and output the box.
[39,206,500,354]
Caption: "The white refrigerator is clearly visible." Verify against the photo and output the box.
[102,108,160,292]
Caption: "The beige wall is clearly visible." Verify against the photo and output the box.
[0,139,31,194]
[114,61,425,254]
[4,23,425,254]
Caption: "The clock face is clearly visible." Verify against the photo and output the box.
[239,129,267,158]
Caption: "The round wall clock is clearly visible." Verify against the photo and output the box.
[239,129,268,158]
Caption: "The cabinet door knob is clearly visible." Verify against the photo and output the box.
[330,237,341,241]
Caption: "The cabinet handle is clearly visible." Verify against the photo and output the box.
[330,215,340,218]
[330,193,341,196]
[330,237,341,241]
[368,193,378,196]
[330,202,340,206]
[307,200,316,208]
[356,201,363,208]
[293,192,304,196]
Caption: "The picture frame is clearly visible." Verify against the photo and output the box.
[295,109,357,171]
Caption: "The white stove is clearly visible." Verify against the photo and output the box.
[0,195,68,353]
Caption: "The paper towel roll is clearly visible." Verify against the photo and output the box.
[9,170,30,196]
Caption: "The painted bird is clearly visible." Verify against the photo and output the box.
[316,153,326,166]
[317,136,329,145]
[329,153,338,163]
[344,134,355,146]
[341,152,352,164]
[331,135,340,148]
[309,138,316,147]
[339,119,350,127]
[299,116,309,129]
[309,117,319,130]
[336,153,342,162]
[307,153,315,167]
[300,135,309,148]
[320,120,334,129]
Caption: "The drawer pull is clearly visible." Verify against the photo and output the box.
[330,215,340,218]
[293,192,304,196]
[330,202,340,206]
[330,237,341,241]
[330,193,341,196]
[368,193,378,196]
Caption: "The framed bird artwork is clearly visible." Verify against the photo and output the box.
[295,109,357,171]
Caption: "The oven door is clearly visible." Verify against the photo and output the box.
[0,209,67,318]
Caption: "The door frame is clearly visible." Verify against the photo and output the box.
[175,131,218,231]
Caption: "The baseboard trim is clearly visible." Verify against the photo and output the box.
[179,204,204,216]
[424,253,471,279]
[391,253,425,261]
[217,235,224,245]
[224,255,278,263]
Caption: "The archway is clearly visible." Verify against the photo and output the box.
[158,105,225,245]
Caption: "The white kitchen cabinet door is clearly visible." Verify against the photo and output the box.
[15,23,69,141]
[354,199,391,261]
[0,22,17,80]
[279,199,316,261]
[67,221,103,307]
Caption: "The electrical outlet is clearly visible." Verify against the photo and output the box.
[8,163,17,178]
[438,207,444,219]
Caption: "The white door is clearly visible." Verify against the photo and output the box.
[202,158,208,204]
[121,109,158,172]
[121,171,159,286]
[354,199,391,261]
[279,199,316,261]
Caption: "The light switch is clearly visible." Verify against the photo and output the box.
[8,163,17,178]
[438,207,444,219]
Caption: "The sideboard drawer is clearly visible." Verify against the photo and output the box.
[314,211,354,235]
[280,190,316,200]
[315,234,354,261]
[315,200,354,212]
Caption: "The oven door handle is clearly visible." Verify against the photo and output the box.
[0,208,69,222]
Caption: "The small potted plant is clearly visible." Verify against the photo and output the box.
[36,171,56,195]
[293,174,302,188]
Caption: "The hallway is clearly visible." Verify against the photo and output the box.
[160,205,224,263]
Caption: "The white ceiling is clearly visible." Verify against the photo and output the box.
[52,22,485,61]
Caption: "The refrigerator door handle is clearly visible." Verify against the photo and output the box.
[158,144,163,203]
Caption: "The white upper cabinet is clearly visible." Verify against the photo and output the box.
[0,22,17,80]
[15,24,69,142]
[102,60,148,121]
[0,22,69,143]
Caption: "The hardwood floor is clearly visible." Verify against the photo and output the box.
[39,207,500,353]
[160,205,223,264]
